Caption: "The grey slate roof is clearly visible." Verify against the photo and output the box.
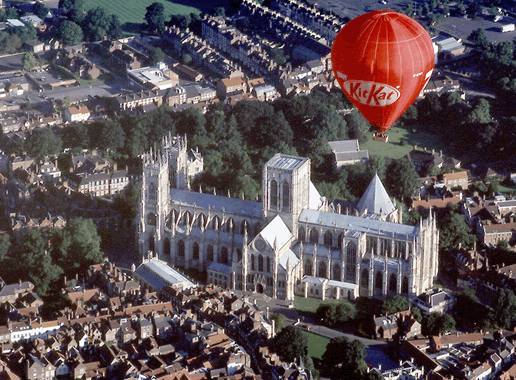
[298,209,419,239]
[170,188,262,218]
[207,262,232,276]
[266,155,308,171]
[356,174,396,215]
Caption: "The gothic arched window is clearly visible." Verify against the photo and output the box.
[237,249,242,262]
[220,247,229,265]
[178,240,185,257]
[309,229,319,243]
[147,212,156,226]
[346,242,357,282]
[318,261,327,278]
[164,238,171,255]
[402,277,409,294]
[332,264,341,281]
[304,260,312,276]
[267,257,271,273]
[258,255,264,272]
[375,272,383,289]
[270,180,278,208]
[148,183,156,200]
[361,269,369,288]
[251,254,255,271]
[192,242,199,260]
[389,274,397,293]
[298,227,306,241]
[337,233,344,249]
[324,231,333,246]
[282,182,290,210]
[207,245,214,261]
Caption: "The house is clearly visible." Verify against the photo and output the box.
[405,146,461,175]
[25,354,55,380]
[217,77,246,98]
[328,139,369,170]
[413,288,455,315]
[64,106,90,123]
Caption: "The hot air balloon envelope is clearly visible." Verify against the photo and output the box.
[331,11,435,132]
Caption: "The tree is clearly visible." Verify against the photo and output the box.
[385,157,420,202]
[270,326,307,363]
[439,210,476,251]
[466,98,491,124]
[491,288,516,329]
[182,53,192,65]
[51,218,102,276]
[33,2,48,19]
[382,295,410,315]
[469,28,490,50]
[107,14,122,40]
[270,313,286,333]
[411,307,422,323]
[422,312,456,336]
[26,128,63,160]
[82,7,110,41]
[149,47,165,65]
[145,2,166,34]
[0,31,22,54]
[23,52,38,71]
[322,337,367,379]
[59,20,83,46]
[0,235,10,262]
[59,0,85,22]
[11,25,38,43]
[316,302,356,327]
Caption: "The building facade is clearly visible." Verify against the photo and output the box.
[138,136,439,301]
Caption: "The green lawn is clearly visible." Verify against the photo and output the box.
[83,0,197,34]
[301,330,330,359]
[359,124,448,160]
[294,296,351,314]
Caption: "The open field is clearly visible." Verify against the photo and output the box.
[301,330,330,359]
[359,124,448,161]
[83,0,229,34]
[294,296,351,314]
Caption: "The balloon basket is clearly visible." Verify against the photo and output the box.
[372,132,389,143]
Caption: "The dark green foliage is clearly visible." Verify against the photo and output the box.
[270,313,286,333]
[271,325,307,363]
[322,337,367,380]
[145,2,166,34]
[51,218,103,276]
[149,47,165,65]
[11,25,37,43]
[26,128,63,160]
[438,206,476,251]
[33,2,48,19]
[422,312,456,336]
[82,7,111,41]
[59,20,83,46]
[385,157,420,202]
[490,288,516,329]
[382,295,410,315]
[316,301,357,327]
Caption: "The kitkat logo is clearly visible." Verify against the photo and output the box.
[342,80,400,107]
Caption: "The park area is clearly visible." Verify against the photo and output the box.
[82,0,229,34]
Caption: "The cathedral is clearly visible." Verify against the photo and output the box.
[138,134,439,301]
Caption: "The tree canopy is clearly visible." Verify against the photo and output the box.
[322,337,368,380]
[385,157,420,202]
[422,312,456,336]
[270,326,307,363]
[145,2,166,34]
[316,301,356,327]
[59,20,83,46]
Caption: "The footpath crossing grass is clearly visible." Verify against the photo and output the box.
[301,330,330,359]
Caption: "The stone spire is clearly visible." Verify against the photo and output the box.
[356,173,395,216]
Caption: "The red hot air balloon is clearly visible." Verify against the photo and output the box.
[331,11,435,134]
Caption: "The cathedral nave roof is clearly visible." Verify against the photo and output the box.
[170,189,262,218]
[298,209,419,240]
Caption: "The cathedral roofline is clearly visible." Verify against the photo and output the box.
[298,209,419,239]
[170,188,262,218]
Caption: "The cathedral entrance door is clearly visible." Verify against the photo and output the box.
[256,283,264,294]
